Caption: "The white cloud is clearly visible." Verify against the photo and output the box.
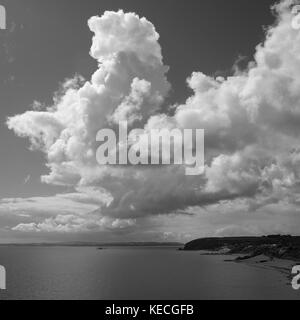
[2,190,135,234]
[6,2,300,235]
[12,215,137,234]
[0,193,100,217]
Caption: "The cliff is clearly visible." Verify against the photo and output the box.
[183,235,300,261]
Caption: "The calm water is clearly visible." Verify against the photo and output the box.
[0,246,298,300]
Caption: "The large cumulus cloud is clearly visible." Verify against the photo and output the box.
[6,2,300,233]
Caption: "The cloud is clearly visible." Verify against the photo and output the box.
[215,225,260,237]
[12,215,136,234]
[6,2,300,234]
[0,192,100,217]
[1,189,135,234]
[24,175,31,185]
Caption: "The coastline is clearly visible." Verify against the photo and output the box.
[234,255,295,280]
[182,235,300,285]
[199,250,297,283]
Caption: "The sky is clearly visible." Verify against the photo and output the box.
[1,0,300,243]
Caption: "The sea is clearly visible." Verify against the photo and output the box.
[0,246,298,300]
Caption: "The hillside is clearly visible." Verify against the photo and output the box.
[183,235,300,261]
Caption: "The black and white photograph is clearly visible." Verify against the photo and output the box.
[1,0,300,304]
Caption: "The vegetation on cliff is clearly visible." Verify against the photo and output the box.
[183,235,300,261]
